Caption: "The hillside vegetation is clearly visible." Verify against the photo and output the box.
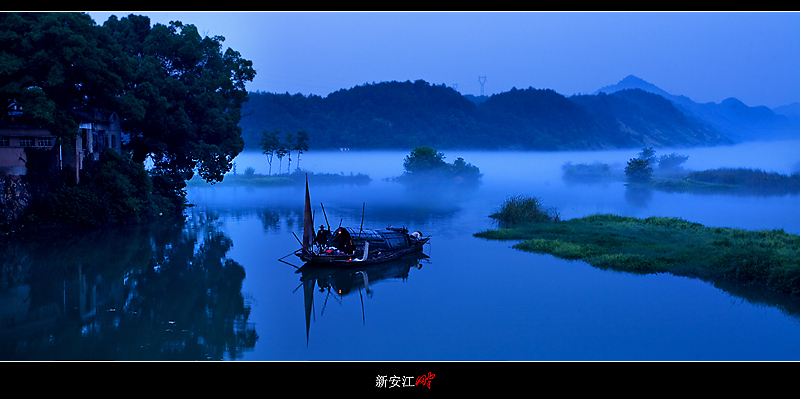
[239,80,733,151]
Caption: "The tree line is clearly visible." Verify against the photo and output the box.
[238,80,731,152]
[258,130,309,175]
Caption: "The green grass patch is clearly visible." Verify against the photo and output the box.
[475,213,800,294]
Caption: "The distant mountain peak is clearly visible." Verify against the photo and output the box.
[594,75,672,98]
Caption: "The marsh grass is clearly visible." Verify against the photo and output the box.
[475,213,800,295]
[489,195,560,226]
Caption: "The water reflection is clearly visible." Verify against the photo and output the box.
[295,254,430,345]
[624,185,654,207]
[0,212,256,360]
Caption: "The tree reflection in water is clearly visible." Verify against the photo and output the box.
[0,210,256,360]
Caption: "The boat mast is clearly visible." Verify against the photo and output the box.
[302,174,315,253]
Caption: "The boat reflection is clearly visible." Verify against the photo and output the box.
[295,253,430,345]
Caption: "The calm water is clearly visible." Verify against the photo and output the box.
[2,140,800,360]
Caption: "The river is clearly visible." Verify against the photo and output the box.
[2,139,800,360]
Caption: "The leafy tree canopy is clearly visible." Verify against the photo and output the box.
[402,146,482,182]
[1,12,256,213]
[102,14,256,187]
[0,12,125,138]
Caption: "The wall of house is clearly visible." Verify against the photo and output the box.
[0,127,55,176]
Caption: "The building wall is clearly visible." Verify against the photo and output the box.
[0,111,121,178]
[0,127,55,176]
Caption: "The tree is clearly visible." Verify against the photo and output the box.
[625,147,655,183]
[400,146,482,183]
[451,156,482,181]
[283,131,294,173]
[0,12,125,140]
[293,131,310,171]
[403,146,447,175]
[102,14,255,201]
[275,140,289,174]
[638,147,656,165]
[658,152,689,171]
[259,130,280,175]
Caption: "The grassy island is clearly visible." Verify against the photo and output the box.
[563,148,800,196]
[475,196,800,296]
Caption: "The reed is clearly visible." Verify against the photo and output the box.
[476,213,800,295]
[489,195,560,226]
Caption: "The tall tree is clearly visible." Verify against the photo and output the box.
[275,139,288,174]
[102,14,255,196]
[258,130,280,175]
[283,131,294,173]
[293,130,309,171]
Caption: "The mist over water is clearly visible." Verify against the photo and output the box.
[181,139,800,361]
[209,139,800,234]
[7,140,796,360]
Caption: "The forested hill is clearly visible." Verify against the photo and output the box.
[238,79,732,151]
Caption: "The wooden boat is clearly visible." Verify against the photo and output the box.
[294,176,430,266]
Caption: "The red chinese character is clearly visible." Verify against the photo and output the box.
[415,372,435,389]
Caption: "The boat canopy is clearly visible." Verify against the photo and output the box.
[333,227,409,250]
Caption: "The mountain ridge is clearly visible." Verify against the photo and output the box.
[238,77,798,151]
[591,75,799,142]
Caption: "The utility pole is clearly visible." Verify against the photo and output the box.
[478,76,487,96]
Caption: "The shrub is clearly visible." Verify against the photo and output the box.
[489,195,559,226]
[561,161,620,181]
[625,147,655,184]
[20,149,174,231]
[625,157,653,183]
[658,152,689,171]
[400,146,482,182]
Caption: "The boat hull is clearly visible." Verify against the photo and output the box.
[297,237,429,266]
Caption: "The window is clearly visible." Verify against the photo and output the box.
[19,137,35,147]
[0,136,8,146]
[38,137,52,147]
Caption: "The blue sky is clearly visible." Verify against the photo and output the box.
[87,11,800,109]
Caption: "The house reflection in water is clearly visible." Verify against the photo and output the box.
[0,263,123,347]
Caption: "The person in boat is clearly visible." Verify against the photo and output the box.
[326,227,356,255]
[340,236,356,255]
[316,225,331,251]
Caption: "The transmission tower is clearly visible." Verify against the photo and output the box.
[478,76,487,96]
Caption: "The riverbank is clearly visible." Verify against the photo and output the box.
[187,170,371,187]
[475,212,800,295]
